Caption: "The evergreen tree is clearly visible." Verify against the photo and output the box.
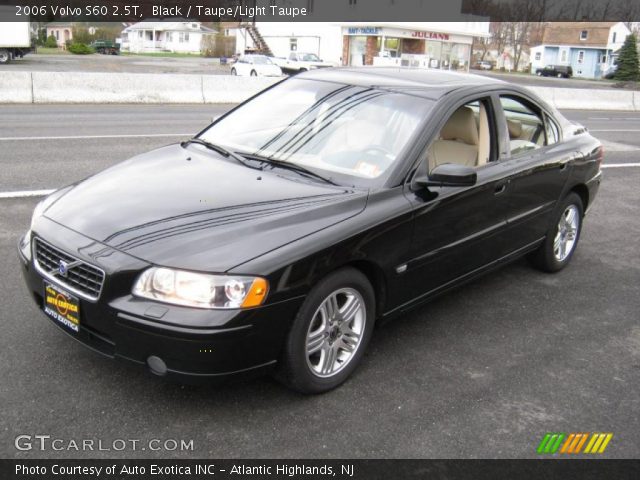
[614,33,639,82]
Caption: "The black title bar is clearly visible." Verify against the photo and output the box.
[2,459,640,480]
[1,0,640,22]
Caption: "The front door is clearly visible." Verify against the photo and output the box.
[398,96,513,307]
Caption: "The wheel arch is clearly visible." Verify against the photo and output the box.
[339,260,387,319]
[569,183,589,211]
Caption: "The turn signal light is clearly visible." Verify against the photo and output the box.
[242,278,269,308]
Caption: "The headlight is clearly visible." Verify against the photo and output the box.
[132,267,268,309]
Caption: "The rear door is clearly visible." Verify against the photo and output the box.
[491,92,575,250]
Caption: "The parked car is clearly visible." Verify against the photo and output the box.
[272,52,336,73]
[19,69,602,393]
[535,65,573,78]
[602,64,617,80]
[230,54,283,77]
[90,40,120,55]
[474,61,493,70]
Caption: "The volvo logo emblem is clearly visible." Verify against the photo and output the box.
[58,261,69,277]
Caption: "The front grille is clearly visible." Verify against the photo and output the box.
[33,237,105,301]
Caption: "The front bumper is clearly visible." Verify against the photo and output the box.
[18,220,304,383]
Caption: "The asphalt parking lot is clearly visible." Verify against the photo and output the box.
[0,105,639,459]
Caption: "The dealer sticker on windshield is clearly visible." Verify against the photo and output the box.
[43,282,80,333]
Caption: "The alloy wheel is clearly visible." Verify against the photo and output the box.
[553,204,580,261]
[305,288,366,378]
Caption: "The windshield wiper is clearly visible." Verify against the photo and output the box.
[239,153,338,186]
[181,138,262,170]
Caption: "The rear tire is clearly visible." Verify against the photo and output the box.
[276,268,375,394]
[250,70,257,77]
[557,73,563,78]
[230,68,237,76]
[0,49,10,64]
[529,193,584,273]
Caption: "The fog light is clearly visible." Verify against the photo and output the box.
[147,356,167,376]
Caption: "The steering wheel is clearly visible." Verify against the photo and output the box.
[361,145,395,169]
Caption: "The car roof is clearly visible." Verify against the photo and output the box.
[298,67,508,100]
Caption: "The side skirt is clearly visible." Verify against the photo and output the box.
[380,237,545,323]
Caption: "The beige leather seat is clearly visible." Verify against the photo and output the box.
[429,106,479,170]
[507,119,522,139]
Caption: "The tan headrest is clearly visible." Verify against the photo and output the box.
[441,107,479,146]
[507,119,522,138]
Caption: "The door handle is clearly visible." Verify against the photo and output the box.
[494,181,509,195]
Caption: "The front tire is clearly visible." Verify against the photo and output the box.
[0,49,10,64]
[250,70,257,77]
[276,268,375,394]
[230,68,237,76]
[529,193,584,272]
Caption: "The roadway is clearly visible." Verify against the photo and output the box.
[0,104,639,459]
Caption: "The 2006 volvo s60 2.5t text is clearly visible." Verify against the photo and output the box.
[19,68,602,393]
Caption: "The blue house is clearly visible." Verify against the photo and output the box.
[530,22,630,79]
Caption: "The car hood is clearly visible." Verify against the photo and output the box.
[44,144,367,272]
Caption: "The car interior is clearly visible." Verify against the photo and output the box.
[426,95,549,173]
[427,100,491,172]
[500,96,546,155]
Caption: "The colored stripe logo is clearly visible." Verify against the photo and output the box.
[537,433,613,454]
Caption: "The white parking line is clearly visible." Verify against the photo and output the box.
[0,163,638,199]
[601,163,640,168]
[0,133,192,141]
[0,189,55,199]
[590,129,640,132]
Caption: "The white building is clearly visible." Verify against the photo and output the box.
[120,19,216,54]
[234,21,490,71]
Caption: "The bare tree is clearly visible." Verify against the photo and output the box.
[473,35,492,62]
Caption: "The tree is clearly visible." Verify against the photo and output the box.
[614,33,639,82]
[72,27,94,45]
[45,35,58,48]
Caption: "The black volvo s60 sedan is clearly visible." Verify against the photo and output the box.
[19,68,602,393]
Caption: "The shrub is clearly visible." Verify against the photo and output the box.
[44,35,58,48]
[67,43,95,55]
[614,33,639,82]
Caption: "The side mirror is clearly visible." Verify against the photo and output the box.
[414,163,477,188]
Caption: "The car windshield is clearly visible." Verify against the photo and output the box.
[251,56,272,65]
[199,78,433,184]
[301,53,320,61]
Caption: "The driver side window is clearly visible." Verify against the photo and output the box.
[426,98,494,174]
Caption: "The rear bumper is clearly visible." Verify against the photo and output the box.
[18,227,304,383]
[585,170,602,214]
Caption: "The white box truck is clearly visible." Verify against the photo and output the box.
[0,7,32,64]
